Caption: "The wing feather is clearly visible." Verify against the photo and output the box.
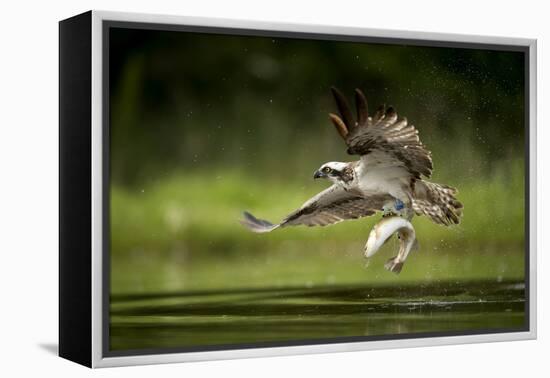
[241,185,392,232]
[329,87,433,179]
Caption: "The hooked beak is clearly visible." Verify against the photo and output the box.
[313,170,326,179]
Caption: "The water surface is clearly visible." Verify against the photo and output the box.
[110,280,525,352]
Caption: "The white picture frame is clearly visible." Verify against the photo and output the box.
[59,10,537,368]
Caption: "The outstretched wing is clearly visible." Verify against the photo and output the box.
[328,87,433,179]
[240,185,393,233]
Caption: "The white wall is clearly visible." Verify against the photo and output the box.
[0,0,546,376]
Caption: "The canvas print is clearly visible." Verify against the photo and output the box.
[108,27,526,353]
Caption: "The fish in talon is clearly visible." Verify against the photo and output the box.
[364,216,418,274]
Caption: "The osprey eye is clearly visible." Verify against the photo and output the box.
[323,167,331,173]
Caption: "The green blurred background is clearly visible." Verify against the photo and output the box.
[108,27,526,351]
[109,28,525,295]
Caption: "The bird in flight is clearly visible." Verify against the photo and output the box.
[240,87,463,271]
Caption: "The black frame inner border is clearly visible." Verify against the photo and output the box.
[101,19,531,358]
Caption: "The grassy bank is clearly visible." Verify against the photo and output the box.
[110,161,524,294]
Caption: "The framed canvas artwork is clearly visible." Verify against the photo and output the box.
[59,10,537,368]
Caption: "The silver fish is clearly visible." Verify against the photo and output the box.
[364,216,419,274]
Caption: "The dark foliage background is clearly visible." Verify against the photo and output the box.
[109,28,524,186]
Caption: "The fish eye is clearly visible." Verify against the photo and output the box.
[322,167,331,173]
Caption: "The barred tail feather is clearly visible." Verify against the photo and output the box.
[412,181,463,226]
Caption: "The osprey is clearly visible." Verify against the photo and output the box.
[241,87,463,272]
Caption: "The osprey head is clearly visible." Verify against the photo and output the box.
[314,162,352,185]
